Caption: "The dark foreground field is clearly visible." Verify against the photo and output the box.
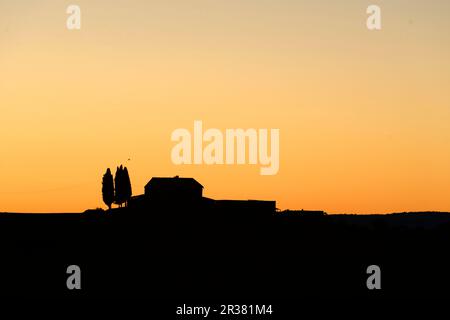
[1,209,450,303]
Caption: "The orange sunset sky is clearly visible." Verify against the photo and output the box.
[1,0,450,213]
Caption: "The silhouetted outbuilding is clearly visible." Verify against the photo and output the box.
[214,200,276,216]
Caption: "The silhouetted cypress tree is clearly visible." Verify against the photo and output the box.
[114,165,125,207]
[123,167,132,207]
[102,168,114,210]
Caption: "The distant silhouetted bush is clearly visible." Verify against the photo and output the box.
[84,208,104,214]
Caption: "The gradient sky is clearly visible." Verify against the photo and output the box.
[1,0,450,213]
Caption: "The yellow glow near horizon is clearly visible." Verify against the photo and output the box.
[1,1,450,213]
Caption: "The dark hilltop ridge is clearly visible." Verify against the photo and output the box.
[1,175,450,300]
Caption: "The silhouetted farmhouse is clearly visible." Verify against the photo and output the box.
[145,176,203,202]
[129,176,276,215]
